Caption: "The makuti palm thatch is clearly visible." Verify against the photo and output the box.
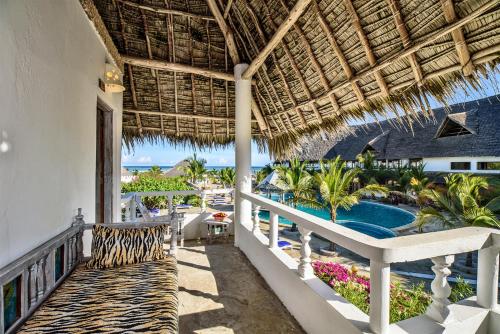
[85,0,500,158]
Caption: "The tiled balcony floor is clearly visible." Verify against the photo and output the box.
[177,240,304,334]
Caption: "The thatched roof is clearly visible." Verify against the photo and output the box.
[296,94,500,161]
[85,0,500,158]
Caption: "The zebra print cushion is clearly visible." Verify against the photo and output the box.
[18,258,178,333]
[86,224,167,269]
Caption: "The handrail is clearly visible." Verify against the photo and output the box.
[240,191,499,263]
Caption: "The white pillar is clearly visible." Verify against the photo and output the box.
[369,260,391,334]
[234,63,252,247]
[477,247,499,309]
[269,212,279,248]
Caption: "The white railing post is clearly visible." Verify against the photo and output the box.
[426,255,455,324]
[169,211,178,256]
[234,63,252,247]
[369,260,391,334]
[298,227,314,279]
[252,205,261,234]
[130,194,137,222]
[269,212,279,248]
[200,191,207,213]
[477,247,499,309]
[168,194,174,215]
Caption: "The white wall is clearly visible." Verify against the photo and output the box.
[423,156,500,174]
[0,0,123,268]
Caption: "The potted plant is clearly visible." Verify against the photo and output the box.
[213,212,227,222]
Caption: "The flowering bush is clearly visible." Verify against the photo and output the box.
[313,261,471,323]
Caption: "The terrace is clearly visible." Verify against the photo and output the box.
[1,0,500,334]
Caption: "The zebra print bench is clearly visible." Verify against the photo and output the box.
[0,209,179,334]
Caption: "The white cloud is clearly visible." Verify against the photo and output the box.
[218,157,228,165]
[137,156,152,164]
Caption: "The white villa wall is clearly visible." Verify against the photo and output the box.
[0,0,123,268]
[423,156,500,174]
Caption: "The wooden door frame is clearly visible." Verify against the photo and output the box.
[96,98,114,224]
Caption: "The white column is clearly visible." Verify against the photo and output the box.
[269,212,279,248]
[477,247,499,309]
[234,63,252,247]
[369,260,391,334]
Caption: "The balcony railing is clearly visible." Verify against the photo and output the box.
[239,191,500,334]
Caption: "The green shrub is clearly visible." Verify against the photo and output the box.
[122,175,193,209]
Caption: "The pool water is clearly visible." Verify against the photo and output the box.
[259,194,414,239]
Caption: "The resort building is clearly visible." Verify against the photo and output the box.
[297,96,500,173]
[1,1,499,334]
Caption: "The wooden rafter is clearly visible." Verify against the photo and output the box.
[313,0,364,102]
[385,0,424,85]
[183,0,199,137]
[278,0,340,118]
[245,2,306,127]
[121,55,237,82]
[242,0,312,80]
[115,0,142,134]
[164,0,179,136]
[124,109,256,122]
[260,1,323,124]
[207,20,216,136]
[141,9,156,77]
[441,0,475,76]
[273,45,499,119]
[118,0,214,21]
[209,0,268,132]
[223,0,234,19]
[344,0,390,96]
[268,0,498,117]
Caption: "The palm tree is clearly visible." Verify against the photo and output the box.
[255,164,274,184]
[313,157,388,250]
[219,167,236,188]
[147,165,163,178]
[275,158,315,232]
[181,153,207,184]
[416,173,500,266]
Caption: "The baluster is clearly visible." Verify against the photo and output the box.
[67,237,74,269]
[477,247,499,309]
[369,260,391,334]
[252,205,261,234]
[131,194,137,222]
[298,227,313,279]
[74,208,85,262]
[170,212,178,256]
[124,199,132,222]
[269,212,279,248]
[426,255,455,324]
[201,192,207,212]
[28,263,37,308]
[168,194,174,215]
[36,257,46,300]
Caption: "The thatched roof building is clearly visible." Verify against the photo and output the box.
[84,0,500,158]
[296,94,500,162]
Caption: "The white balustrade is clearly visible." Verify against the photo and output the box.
[298,226,314,279]
[426,255,455,324]
[252,205,261,234]
[239,191,500,333]
[269,212,279,249]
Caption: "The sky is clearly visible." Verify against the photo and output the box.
[122,72,499,167]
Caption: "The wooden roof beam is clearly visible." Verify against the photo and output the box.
[242,0,312,80]
[223,0,233,19]
[140,9,156,78]
[122,55,242,82]
[313,0,364,103]
[118,0,215,21]
[344,0,390,96]
[209,0,268,132]
[441,0,475,76]
[385,0,424,85]
[125,109,259,122]
[279,0,339,118]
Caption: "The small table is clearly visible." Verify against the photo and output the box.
[204,219,231,244]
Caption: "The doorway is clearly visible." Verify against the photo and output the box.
[96,100,113,224]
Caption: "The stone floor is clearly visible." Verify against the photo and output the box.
[177,240,305,334]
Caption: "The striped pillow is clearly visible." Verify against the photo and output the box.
[87,224,167,269]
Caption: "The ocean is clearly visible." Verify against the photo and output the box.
[123,165,263,173]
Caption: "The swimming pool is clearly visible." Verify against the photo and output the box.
[258,194,414,239]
